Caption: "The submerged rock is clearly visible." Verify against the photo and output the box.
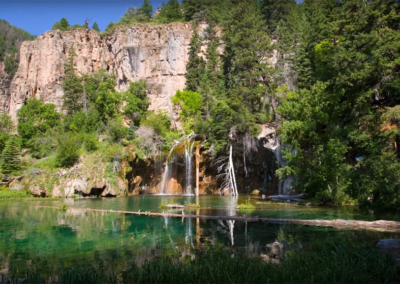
[376,239,400,249]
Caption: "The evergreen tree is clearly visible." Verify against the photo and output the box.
[140,0,153,19]
[0,114,13,155]
[0,135,21,174]
[157,0,183,23]
[62,47,83,115]
[182,0,227,23]
[92,22,100,32]
[185,28,205,92]
[223,0,273,118]
[260,0,297,34]
[60,18,70,31]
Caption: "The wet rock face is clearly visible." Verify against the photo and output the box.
[8,23,197,121]
[125,139,281,196]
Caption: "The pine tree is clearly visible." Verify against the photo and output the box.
[60,18,70,31]
[140,0,153,19]
[157,0,183,23]
[260,0,296,34]
[185,27,205,92]
[0,135,21,174]
[62,47,83,115]
[223,0,273,115]
[92,22,100,32]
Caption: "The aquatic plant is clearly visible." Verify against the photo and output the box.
[58,204,68,211]
[237,199,256,211]
[3,241,399,283]
[160,199,169,208]
[184,202,200,208]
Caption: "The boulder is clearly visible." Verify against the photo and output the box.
[376,239,400,249]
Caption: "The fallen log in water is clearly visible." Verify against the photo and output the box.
[164,204,185,208]
[35,205,400,232]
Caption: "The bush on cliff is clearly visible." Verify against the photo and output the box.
[17,99,61,146]
[56,134,80,168]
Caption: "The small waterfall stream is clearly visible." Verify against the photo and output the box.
[272,137,295,195]
[161,142,178,194]
[185,134,195,195]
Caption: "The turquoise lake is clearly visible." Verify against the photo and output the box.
[1,196,399,273]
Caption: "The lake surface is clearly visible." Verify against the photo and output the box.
[1,196,399,273]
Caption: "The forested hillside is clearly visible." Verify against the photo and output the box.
[0,19,36,78]
[1,0,400,210]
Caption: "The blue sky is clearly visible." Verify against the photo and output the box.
[0,0,303,36]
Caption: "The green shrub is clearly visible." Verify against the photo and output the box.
[56,135,80,168]
[107,118,127,143]
[84,134,98,152]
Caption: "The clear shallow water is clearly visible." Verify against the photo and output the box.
[0,196,399,272]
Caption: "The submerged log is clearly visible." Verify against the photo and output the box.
[35,205,400,232]
[164,204,185,208]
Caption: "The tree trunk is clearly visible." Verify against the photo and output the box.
[82,83,87,114]
[195,142,204,196]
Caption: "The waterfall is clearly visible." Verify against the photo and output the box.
[185,135,195,195]
[161,142,178,194]
[272,137,295,195]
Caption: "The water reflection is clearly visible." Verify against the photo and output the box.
[0,197,399,274]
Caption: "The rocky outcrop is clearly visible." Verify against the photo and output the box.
[8,23,198,121]
[10,154,126,197]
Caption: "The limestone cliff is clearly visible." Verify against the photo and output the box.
[7,23,197,120]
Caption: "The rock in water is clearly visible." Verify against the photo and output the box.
[376,239,400,249]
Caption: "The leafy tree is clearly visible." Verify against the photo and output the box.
[62,47,83,115]
[277,0,400,208]
[107,118,128,143]
[56,134,80,168]
[95,80,122,122]
[0,135,21,174]
[141,111,172,137]
[123,81,149,125]
[92,22,100,32]
[17,99,61,146]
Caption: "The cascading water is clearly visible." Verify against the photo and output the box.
[184,134,195,195]
[161,142,178,194]
[272,137,295,195]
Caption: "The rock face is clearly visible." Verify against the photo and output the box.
[10,154,126,198]
[8,23,196,121]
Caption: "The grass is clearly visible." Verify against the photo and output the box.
[184,202,200,208]
[2,241,399,283]
[237,199,256,211]
[0,188,31,199]
[160,199,168,208]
